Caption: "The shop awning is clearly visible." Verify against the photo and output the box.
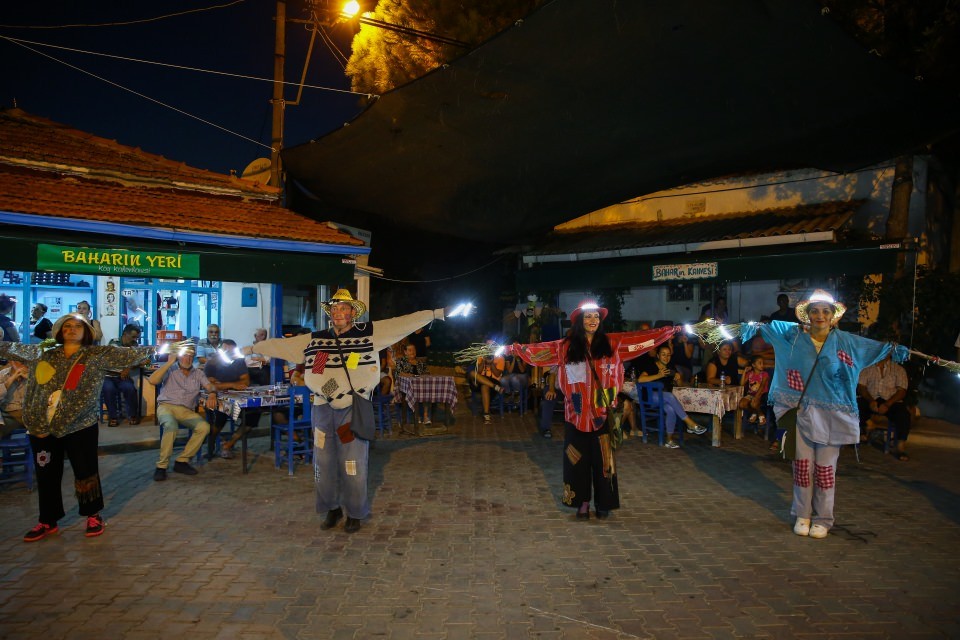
[516,243,904,290]
[0,228,356,286]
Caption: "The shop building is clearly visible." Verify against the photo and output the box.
[0,108,367,349]
[516,160,932,328]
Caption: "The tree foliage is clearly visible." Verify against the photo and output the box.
[345,0,545,94]
[851,267,960,356]
[820,0,960,89]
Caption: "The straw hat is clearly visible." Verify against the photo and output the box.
[50,313,94,339]
[795,289,847,325]
[569,300,608,324]
[320,288,367,318]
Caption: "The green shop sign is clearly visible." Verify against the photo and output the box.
[37,244,200,278]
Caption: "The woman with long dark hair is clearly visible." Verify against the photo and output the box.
[513,300,676,520]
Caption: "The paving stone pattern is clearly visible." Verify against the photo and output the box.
[1,409,958,639]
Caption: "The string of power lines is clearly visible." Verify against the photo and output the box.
[0,1,383,152]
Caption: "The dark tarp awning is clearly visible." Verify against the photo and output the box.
[282,0,958,244]
[516,243,903,290]
[0,228,355,286]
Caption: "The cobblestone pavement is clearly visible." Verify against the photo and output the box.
[1,409,958,639]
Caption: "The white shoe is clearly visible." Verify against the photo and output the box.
[422,418,431,425]
[809,524,829,539]
[793,517,811,536]
[663,440,680,449]
[686,424,707,435]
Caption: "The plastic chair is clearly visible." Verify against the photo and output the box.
[635,382,682,447]
[372,383,396,437]
[503,385,528,416]
[0,429,34,490]
[273,385,313,476]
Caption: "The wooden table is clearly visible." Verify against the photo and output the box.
[672,385,744,447]
[395,375,458,435]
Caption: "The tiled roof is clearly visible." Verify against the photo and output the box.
[526,201,861,256]
[0,109,363,248]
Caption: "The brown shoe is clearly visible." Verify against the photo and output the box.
[127,416,141,426]
[107,419,119,427]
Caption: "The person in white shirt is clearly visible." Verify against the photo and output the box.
[857,355,911,461]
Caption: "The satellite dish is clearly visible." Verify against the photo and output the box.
[240,157,272,185]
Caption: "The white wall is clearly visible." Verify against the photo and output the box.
[220,282,274,348]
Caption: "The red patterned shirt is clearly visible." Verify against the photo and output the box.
[514,327,677,432]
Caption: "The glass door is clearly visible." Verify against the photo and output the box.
[119,287,153,341]
[188,292,213,343]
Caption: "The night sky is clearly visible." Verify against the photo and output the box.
[2,1,367,177]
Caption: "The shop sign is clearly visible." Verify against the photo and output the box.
[652,262,718,281]
[37,244,200,278]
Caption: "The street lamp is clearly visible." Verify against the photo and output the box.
[339,1,468,48]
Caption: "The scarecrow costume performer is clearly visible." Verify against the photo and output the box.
[696,290,908,539]
[249,289,447,533]
[512,301,678,519]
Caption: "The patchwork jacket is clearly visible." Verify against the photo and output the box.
[513,326,677,432]
[0,341,154,438]
[253,309,443,409]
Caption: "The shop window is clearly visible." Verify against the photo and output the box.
[667,283,694,302]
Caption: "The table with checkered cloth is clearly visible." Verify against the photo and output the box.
[672,385,744,447]
[395,375,458,414]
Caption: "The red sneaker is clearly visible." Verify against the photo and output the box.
[85,514,106,538]
[24,522,59,543]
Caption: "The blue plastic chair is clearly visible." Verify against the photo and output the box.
[273,386,313,476]
[372,383,396,437]
[636,382,683,447]
[0,429,34,490]
[503,385,528,416]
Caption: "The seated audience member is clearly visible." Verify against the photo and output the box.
[739,355,771,427]
[148,347,218,480]
[634,344,706,447]
[378,347,394,395]
[408,326,430,359]
[700,297,728,324]
[469,343,505,425]
[501,340,530,404]
[395,343,431,423]
[245,327,271,386]
[705,341,740,386]
[30,303,52,343]
[537,365,561,439]
[395,343,427,377]
[742,320,776,370]
[0,295,19,342]
[769,293,798,323]
[76,300,103,344]
[0,360,28,438]
[857,354,911,460]
[196,323,222,366]
[103,324,146,426]
[204,339,258,459]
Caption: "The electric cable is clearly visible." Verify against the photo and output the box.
[5,37,274,151]
[0,1,246,29]
[0,35,372,98]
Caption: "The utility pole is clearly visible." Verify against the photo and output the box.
[270,0,286,188]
